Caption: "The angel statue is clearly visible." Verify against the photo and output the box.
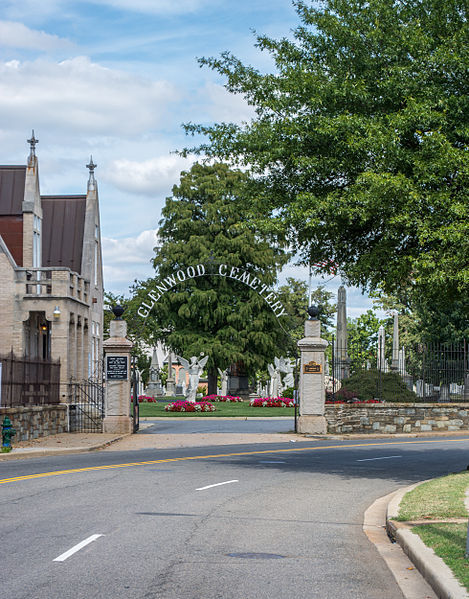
[176,354,209,402]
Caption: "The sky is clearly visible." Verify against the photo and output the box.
[0,0,381,320]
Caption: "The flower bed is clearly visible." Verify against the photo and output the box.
[138,395,158,403]
[202,394,243,403]
[249,397,295,408]
[165,400,216,412]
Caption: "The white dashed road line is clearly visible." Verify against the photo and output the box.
[196,480,239,491]
[356,455,402,462]
[53,534,104,562]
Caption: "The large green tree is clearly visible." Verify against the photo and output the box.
[135,163,289,394]
[184,0,468,334]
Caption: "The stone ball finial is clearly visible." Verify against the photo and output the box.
[112,304,125,320]
[307,305,320,320]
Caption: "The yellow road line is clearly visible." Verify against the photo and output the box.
[1,437,469,485]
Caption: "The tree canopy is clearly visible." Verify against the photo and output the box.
[184,0,468,330]
[132,162,290,393]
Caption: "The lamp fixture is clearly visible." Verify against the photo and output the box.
[53,306,61,319]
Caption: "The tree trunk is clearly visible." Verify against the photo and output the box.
[207,368,218,396]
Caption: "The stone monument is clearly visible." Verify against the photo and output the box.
[218,368,228,396]
[144,347,164,397]
[103,306,133,434]
[176,364,187,396]
[391,312,399,370]
[377,325,387,371]
[335,286,350,379]
[165,352,176,396]
[297,306,328,434]
[176,354,209,402]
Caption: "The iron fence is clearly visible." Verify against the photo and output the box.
[68,379,104,432]
[0,352,60,407]
[328,338,468,402]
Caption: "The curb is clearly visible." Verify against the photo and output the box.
[386,481,469,599]
[0,433,130,460]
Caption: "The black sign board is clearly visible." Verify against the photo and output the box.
[106,356,128,380]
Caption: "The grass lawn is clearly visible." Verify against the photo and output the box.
[397,472,469,521]
[413,523,469,590]
[396,471,469,591]
[138,399,295,418]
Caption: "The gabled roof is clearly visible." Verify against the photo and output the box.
[41,195,86,274]
[0,166,26,215]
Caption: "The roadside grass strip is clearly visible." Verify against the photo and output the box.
[1,437,469,486]
[396,471,469,591]
[397,472,469,521]
[413,523,469,591]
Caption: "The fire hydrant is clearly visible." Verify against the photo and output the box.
[2,416,16,452]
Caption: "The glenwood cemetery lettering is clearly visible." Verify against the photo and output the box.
[137,263,287,319]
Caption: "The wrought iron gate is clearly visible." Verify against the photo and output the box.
[131,361,139,433]
[68,379,105,432]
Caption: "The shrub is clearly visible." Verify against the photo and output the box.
[327,370,417,402]
[282,386,296,399]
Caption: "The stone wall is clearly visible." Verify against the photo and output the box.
[0,405,68,442]
[325,403,469,434]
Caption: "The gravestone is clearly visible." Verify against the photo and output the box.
[144,347,164,397]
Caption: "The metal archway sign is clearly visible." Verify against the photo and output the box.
[136,263,287,320]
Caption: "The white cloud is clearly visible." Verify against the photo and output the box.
[102,229,158,293]
[104,153,196,196]
[0,57,178,136]
[0,21,73,51]
[93,0,210,15]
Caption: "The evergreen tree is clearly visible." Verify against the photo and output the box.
[138,163,289,394]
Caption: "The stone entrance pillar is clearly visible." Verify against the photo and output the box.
[297,307,328,434]
[103,308,133,434]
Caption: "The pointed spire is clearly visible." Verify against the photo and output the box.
[27,130,39,162]
[86,155,97,190]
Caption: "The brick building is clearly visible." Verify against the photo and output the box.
[0,133,104,400]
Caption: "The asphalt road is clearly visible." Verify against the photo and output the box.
[2,435,469,599]
[140,417,296,434]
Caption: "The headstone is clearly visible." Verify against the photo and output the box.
[144,347,164,397]
[415,379,424,397]
[175,365,187,396]
[165,352,176,396]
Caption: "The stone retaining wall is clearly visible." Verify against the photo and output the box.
[325,403,469,434]
[0,405,68,441]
